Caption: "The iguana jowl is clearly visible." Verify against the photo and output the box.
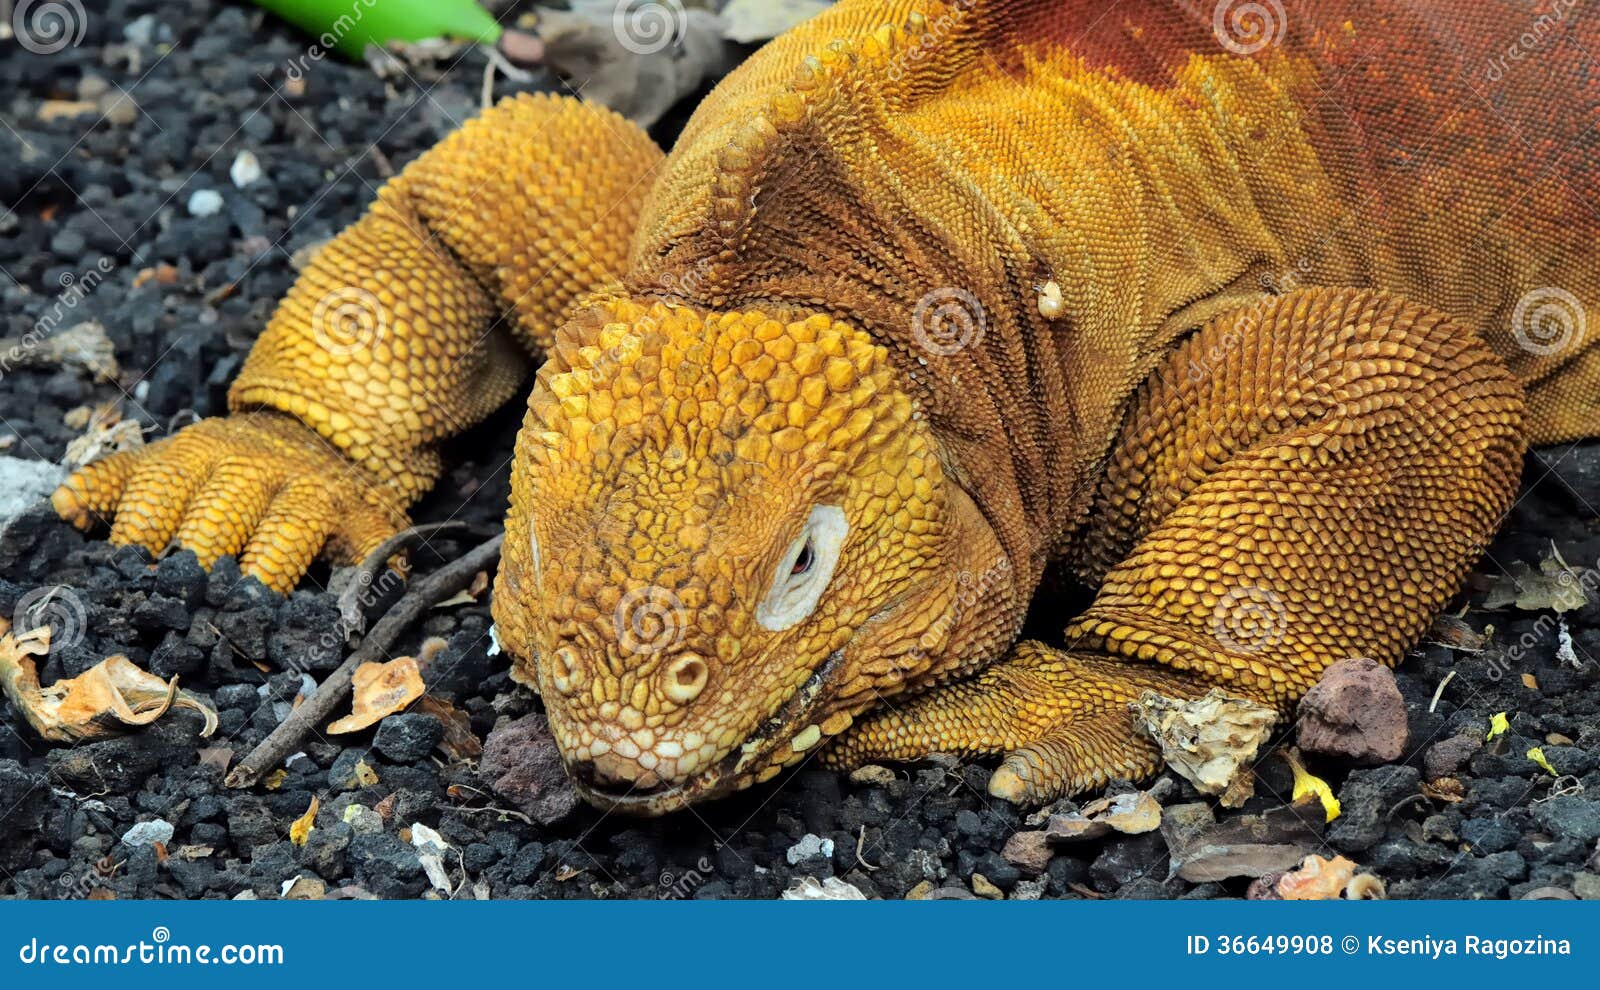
[53,1,1600,813]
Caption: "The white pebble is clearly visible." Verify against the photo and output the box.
[186,189,223,217]
[785,833,834,865]
[121,819,175,848]
[230,150,262,189]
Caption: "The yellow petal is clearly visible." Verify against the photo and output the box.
[1527,747,1558,776]
[290,796,319,847]
[1285,748,1341,822]
[1486,711,1509,741]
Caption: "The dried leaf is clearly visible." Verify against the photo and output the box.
[432,588,478,609]
[410,823,453,895]
[533,4,736,128]
[1045,790,1162,842]
[0,625,216,743]
[1427,614,1486,652]
[1482,544,1589,613]
[281,875,326,900]
[263,769,288,791]
[197,746,234,772]
[327,657,425,733]
[0,320,119,382]
[781,876,868,900]
[1421,777,1466,803]
[1522,672,1539,690]
[415,696,482,762]
[353,758,380,787]
[290,796,319,847]
[63,418,144,470]
[1133,689,1277,808]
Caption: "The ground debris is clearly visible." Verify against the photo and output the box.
[0,620,216,743]
[1044,789,1162,842]
[326,657,425,734]
[1162,802,1324,883]
[1133,689,1277,807]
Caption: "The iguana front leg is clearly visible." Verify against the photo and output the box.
[827,287,1527,803]
[54,94,661,590]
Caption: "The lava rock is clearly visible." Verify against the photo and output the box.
[1001,830,1052,876]
[373,713,444,764]
[347,832,427,899]
[478,712,580,826]
[1424,731,1482,780]
[1327,765,1421,853]
[1297,656,1409,763]
[1531,795,1600,843]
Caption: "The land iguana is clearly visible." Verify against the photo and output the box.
[52,0,1600,814]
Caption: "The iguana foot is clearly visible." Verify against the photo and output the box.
[53,412,404,593]
[823,643,1208,804]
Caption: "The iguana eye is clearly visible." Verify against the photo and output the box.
[756,505,846,632]
[790,541,814,576]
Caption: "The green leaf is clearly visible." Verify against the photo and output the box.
[252,0,501,60]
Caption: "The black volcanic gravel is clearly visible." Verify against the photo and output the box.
[2,0,1599,901]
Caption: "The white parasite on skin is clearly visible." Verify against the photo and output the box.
[1036,279,1063,320]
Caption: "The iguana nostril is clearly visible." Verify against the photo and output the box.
[662,655,708,704]
[550,646,584,696]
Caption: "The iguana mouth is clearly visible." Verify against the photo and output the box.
[572,648,846,815]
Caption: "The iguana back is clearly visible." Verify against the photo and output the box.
[635,0,1600,461]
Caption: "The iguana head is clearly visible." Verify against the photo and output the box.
[491,297,982,814]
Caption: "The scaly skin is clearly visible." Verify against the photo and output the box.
[57,2,1598,812]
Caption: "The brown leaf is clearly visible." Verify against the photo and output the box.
[0,627,217,744]
[1421,777,1466,803]
[415,696,482,762]
[327,657,425,733]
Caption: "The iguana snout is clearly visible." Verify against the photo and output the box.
[489,297,968,814]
